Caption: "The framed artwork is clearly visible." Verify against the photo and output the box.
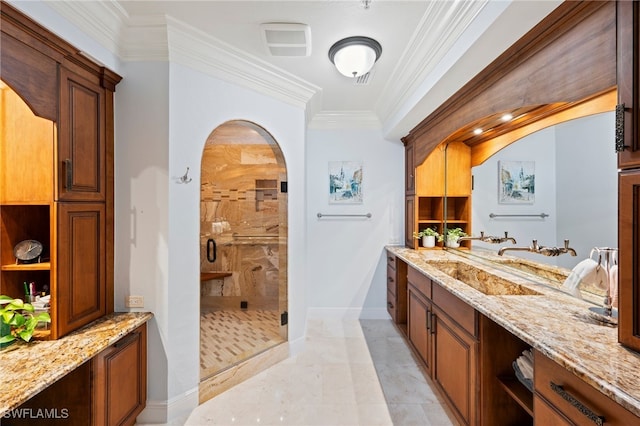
[498,160,535,204]
[329,161,363,204]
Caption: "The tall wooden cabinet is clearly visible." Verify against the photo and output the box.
[402,138,472,250]
[0,1,121,339]
[617,0,640,354]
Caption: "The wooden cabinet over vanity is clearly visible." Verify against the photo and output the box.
[0,1,121,339]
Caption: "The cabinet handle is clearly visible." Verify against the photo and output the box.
[429,312,435,335]
[387,276,394,282]
[615,103,627,153]
[64,159,73,189]
[207,238,217,263]
[426,309,431,331]
[388,302,393,309]
[550,382,605,426]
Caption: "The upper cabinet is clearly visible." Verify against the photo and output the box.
[617,0,640,169]
[58,67,106,202]
[617,1,640,353]
[0,1,121,339]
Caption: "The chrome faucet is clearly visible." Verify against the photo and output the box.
[458,231,517,244]
[498,239,577,257]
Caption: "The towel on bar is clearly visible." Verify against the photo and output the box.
[561,258,608,297]
[609,264,619,309]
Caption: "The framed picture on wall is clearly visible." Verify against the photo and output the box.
[329,161,363,204]
[498,160,535,204]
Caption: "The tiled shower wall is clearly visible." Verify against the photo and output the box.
[200,124,286,311]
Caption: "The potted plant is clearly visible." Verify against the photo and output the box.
[413,227,439,248]
[438,227,468,248]
[0,295,50,348]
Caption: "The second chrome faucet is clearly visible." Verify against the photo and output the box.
[498,239,577,257]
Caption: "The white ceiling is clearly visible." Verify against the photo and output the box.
[32,0,562,138]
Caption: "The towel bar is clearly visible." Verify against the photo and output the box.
[489,213,549,218]
[317,213,372,218]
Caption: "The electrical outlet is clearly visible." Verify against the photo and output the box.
[126,295,144,308]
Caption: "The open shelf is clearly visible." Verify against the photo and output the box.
[498,376,534,417]
[1,262,51,271]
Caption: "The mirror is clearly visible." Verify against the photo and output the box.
[445,111,617,305]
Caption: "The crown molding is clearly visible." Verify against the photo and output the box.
[165,17,320,109]
[46,0,128,56]
[308,111,381,130]
[47,1,319,109]
[376,0,487,125]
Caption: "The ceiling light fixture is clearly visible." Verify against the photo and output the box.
[473,128,483,135]
[328,36,382,78]
[501,113,513,121]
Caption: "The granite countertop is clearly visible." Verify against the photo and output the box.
[386,246,640,417]
[0,311,153,416]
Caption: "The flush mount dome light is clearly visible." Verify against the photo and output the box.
[328,36,382,78]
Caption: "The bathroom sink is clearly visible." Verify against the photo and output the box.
[428,261,542,296]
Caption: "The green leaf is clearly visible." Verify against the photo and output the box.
[17,329,32,342]
[0,334,16,344]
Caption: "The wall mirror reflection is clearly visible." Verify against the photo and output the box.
[444,105,617,307]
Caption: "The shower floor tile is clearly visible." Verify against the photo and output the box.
[200,309,284,378]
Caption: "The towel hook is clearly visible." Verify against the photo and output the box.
[178,167,192,184]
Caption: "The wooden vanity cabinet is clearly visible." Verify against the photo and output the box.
[93,324,147,426]
[11,324,147,426]
[407,266,433,374]
[431,283,478,426]
[0,2,120,339]
[406,265,479,425]
[386,254,407,328]
[533,350,640,426]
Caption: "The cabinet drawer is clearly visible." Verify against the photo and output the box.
[387,253,397,270]
[387,265,397,296]
[432,283,476,337]
[387,289,397,322]
[534,351,640,426]
[408,266,431,299]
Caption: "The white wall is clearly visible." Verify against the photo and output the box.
[306,128,404,317]
[555,112,617,268]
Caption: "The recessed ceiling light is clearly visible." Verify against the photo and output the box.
[473,128,483,135]
[501,113,513,121]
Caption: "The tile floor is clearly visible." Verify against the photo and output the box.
[200,309,284,379]
[186,318,457,425]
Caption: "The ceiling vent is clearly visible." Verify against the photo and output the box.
[260,23,311,57]
[354,69,374,86]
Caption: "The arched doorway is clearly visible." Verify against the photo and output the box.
[199,120,288,382]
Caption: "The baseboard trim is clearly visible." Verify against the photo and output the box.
[136,387,199,425]
[306,307,391,320]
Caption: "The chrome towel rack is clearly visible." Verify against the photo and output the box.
[317,213,372,218]
[489,213,549,218]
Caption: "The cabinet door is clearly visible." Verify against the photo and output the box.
[58,67,106,202]
[405,141,415,195]
[56,202,106,337]
[93,324,147,426]
[406,196,416,248]
[408,285,431,374]
[433,306,478,426]
[617,1,640,169]
[619,170,640,352]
